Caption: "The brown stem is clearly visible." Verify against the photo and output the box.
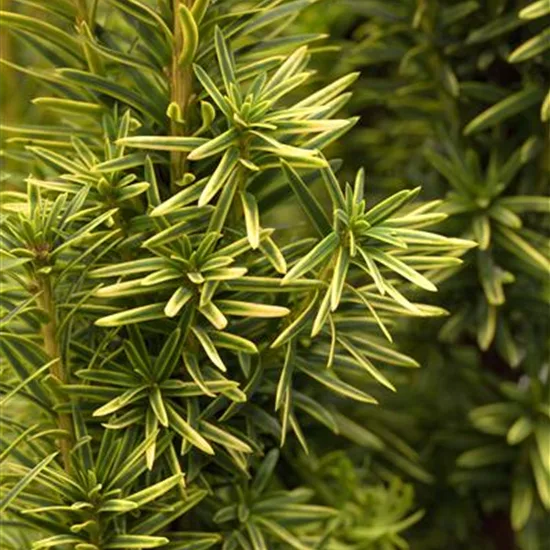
[0,0,19,126]
[37,276,74,471]
[75,0,88,24]
[170,0,194,187]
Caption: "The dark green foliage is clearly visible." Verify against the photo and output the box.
[0,1,548,550]
[290,0,549,548]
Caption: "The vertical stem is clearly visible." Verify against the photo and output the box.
[170,0,194,187]
[75,0,88,24]
[37,276,74,471]
[77,0,98,33]
[0,0,19,127]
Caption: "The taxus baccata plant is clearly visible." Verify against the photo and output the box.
[0,1,479,549]
[293,0,549,548]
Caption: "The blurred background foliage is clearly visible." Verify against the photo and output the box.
[290,1,550,549]
[1,1,548,549]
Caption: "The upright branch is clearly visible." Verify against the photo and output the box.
[75,0,88,24]
[37,276,73,471]
[170,0,195,184]
[0,0,18,124]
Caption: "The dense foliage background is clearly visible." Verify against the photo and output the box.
[1,1,548,550]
